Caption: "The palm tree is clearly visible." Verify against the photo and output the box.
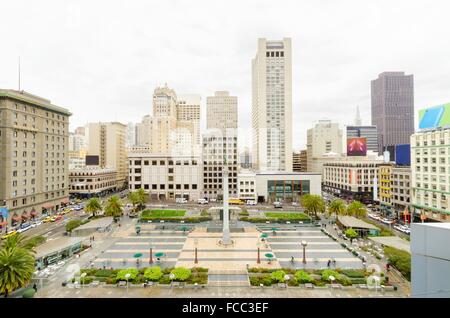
[127,191,140,213]
[85,197,102,217]
[0,234,36,297]
[327,199,347,218]
[104,195,123,221]
[136,188,147,209]
[301,194,325,219]
[346,201,367,218]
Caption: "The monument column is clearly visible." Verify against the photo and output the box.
[222,157,231,245]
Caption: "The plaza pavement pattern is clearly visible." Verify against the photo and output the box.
[259,225,363,270]
[93,225,188,269]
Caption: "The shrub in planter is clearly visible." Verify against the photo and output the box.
[295,270,313,284]
[262,276,273,286]
[270,270,287,283]
[312,280,326,287]
[81,277,94,285]
[158,276,172,284]
[95,269,116,277]
[106,277,117,284]
[144,266,163,281]
[116,268,139,282]
[287,278,299,286]
[170,267,192,281]
[162,267,174,275]
[192,267,209,273]
[341,269,365,278]
[80,269,97,276]
[337,275,352,286]
[321,269,340,282]
[249,277,261,286]
[22,288,36,298]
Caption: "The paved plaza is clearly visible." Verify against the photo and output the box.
[261,226,363,269]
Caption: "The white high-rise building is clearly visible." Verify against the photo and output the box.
[137,86,200,156]
[306,120,344,173]
[252,38,292,172]
[207,91,237,132]
[177,94,201,146]
[125,122,136,147]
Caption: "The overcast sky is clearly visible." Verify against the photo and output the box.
[1,0,450,151]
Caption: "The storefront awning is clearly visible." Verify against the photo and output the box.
[61,198,69,204]
[21,212,30,219]
[30,210,37,216]
[0,221,7,227]
[12,215,22,222]
[42,203,54,209]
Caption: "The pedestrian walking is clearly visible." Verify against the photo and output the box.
[327,260,331,268]
[332,259,336,267]
[32,284,37,292]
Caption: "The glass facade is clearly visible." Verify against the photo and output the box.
[267,180,310,201]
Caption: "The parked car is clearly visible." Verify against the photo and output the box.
[1,231,18,240]
[54,215,63,221]
[291,201,299,206]
[176,198,188,204]
[33,221,42,227]
[42,216,53,223]
[273,201,283,208]
[17,223,32,233]
[197,198,209,205]
[246,200,257,206]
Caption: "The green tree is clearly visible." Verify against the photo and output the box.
[104,195,123,221]
[327,199,346,218]
[144,266,163,281]
[85,197,102,217]
[136,188,147,209]
[301,194,325,219]
[0,234,36,297]
[344,228,359,243]
[65,219,82,233]
[346,201,366,218]
[127,191,140,213]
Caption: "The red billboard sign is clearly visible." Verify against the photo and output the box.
[347,138,367,156]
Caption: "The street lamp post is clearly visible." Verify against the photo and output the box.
[194,238,199,264]
[301,240,308,265]
[257,241,261,264]
[80,272,87,288]
[149,246,153,264]
[125,273,131,294]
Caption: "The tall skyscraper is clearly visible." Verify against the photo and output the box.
[371,72,414,153]
[0,89,71,230]
[202,91,238,200]
[252,38,292,172]
[86,122,127,188]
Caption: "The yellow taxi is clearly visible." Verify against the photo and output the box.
[42,216,53,223]
[1,231,17,240]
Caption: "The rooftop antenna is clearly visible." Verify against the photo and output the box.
[18,56,21,91]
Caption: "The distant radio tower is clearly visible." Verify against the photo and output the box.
[354,106,362,126]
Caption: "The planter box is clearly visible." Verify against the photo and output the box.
[331,284,342,289]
